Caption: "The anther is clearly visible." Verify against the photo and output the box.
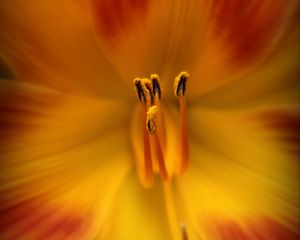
[150,74,161,100]
[141,78,153,105]
[150,74,165,149]
[174,71,189,97]
[133,78,146,103]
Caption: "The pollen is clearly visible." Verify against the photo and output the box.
[146,105,158,134]
[141,78,153,105]
[150,74,162,100]
[133,78,146,103]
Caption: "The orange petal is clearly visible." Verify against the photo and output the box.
[190,27,299,107]
[211,0,289,63]
[186,0,299,98]
[89,0,299,99]
[87,0,169,82]
[92,0,149,42]
[0,0,127,98]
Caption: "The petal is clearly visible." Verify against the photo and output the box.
[190,24,299,104]
[0,0,127,98]
[89,0,298,99]
[99,173,173,240]
[186,0,299,98]
[0,81,133,239]
[202,217,299,240]
[88,0,213,87]
[88,0,173,81]
[176,106,299,238]
[0,59,14,79]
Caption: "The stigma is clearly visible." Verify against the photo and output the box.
[146,106,158,134]
[133,71,189,187]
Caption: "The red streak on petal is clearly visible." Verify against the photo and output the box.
[0,199,40,229]
[0,199,91,239]
[216,221,252,240]
[205,217,299,240]
[211,0,288,64]
[257,110,300,135]
[36,214,89,240]
[92,0,149,41]
[256,109,300,155]
[250,217,300,240]
[0,89,61,143]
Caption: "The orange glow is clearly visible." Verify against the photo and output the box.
[0,0,299,239]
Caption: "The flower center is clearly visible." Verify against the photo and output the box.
[132,72,189,188]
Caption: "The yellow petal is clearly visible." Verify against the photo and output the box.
[177,106,299,238]
[0,81,133,239]
[99,173,173,240]
[0,0,127,98]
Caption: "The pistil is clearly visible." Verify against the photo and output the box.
[146,106,168,181]
[150,74,166,150]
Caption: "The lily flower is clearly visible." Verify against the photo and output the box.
[0,0,299,239]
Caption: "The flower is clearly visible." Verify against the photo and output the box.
[0,0,299,239]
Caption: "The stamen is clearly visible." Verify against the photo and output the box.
[133,77,153,186]
[146,106,168,180]
[180,223,189,240]
[174,71,189,173]
[150,74,165,149]
[133,72,189,185]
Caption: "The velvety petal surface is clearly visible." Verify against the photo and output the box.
[191,21,299,103]
[0,80,133,239]
[89,0,174,82]
[176,105,299,239]
[98,173,173,240]
[185,0,299,98]
[0,0,128,98]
